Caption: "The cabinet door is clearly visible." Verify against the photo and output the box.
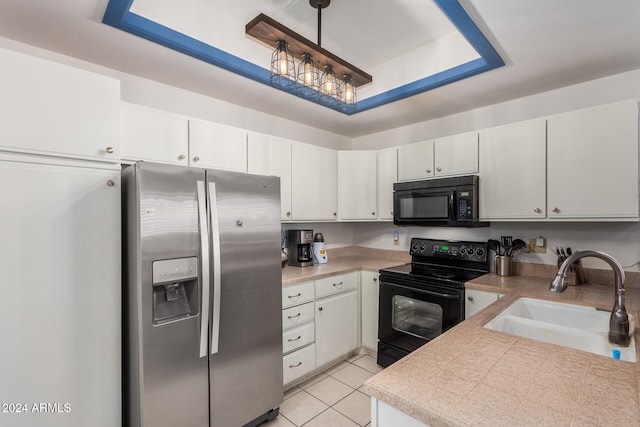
[479,119,546,220]
[361,271,380,351]
[189,119,247,172]
[0,47,120,162]
[465,289,503,319]
[434,131,478,177]
[377,147,397,220]
[291,143,337,221]
[0,159,120,427]
[248,133,292,220]
[315,290,358,367]
[397,140,434,181]
[120,102,189,165]
[547,99,639,219]
[338,150,377,220]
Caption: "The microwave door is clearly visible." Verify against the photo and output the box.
[395,190,454,223]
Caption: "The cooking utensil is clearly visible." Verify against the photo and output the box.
[510,239,527,255]
[501,236,512,256]
[488,239,502,256]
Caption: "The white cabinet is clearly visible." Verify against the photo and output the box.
[433,131,478,177]
[547,99,639,220]
[479,119,546,220]
[189,119,247,172]
[315,290,359,367]
[247,133,292,220]
[377,147,397,220]
[120,102,189,165]
[0,157,121,427]
[282,281,316,386]
[338,150,378,220]
[361,271,380,351]
[465,288,504,318]
[0,47,120,162]
[397,132,478,181]
[397,140,434,181]
[291,143,338,221]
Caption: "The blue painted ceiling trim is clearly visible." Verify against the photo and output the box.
[103,0,503,116]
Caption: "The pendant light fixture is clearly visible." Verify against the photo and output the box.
[246,0,371,112]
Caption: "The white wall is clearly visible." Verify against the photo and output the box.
[281,223,355,250]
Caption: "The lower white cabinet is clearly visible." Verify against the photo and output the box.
[315,290,359,368]
[283,344,316,385]
[465,288,504,318]
[372,398,428,427]
[361,271,380,351]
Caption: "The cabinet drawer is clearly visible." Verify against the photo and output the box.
[283,344,316,385]
[283,322,315,355]
[315,272,358,298]
[282,302,314,330]
[282,281,314,309]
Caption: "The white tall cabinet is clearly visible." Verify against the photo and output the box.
[291,143,338,221]
[338,150,378,220]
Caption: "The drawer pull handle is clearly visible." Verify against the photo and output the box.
[287,313,301,319]
[288,293,302,299]
[288,336,301,342]
[332,281,343,287]
[289,362,303,368]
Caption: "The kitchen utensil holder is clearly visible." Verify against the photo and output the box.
[494,256,512,277]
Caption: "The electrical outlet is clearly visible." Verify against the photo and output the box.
[528,238,547,253]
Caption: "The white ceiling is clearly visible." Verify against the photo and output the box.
[0,0,639,138]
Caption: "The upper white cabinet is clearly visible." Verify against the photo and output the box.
[291,143,337,221]
[397,132,478,181]
[189,119,247,172]
[377,147,397,220]
[479,119,546,220]
[547,99,639,220]
[247,133,292,221]
[120,103,189,165]
[397,140,434,181]
[338,150,377,220]
[433,131,479,177]
[0,47,120,162]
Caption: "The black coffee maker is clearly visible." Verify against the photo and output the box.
[286,230,314,267]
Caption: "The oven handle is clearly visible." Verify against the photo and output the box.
[380,281,461,300]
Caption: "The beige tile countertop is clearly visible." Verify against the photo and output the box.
[281,246,409,286]
[365,273,640,426]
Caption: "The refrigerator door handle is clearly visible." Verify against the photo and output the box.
[197,180,210,358]
[208,181,222,355]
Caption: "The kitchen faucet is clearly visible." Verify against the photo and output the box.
[550,250,631,347]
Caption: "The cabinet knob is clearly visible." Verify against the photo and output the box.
[436,167,442,172]
[371,212,376,216]
[533,208,541,213]
[552,207,560,213]
[373,278,378,282]
[333,212,337,216]
[105,146,114,154]
[318,307,323,311]
[467,296,474,302]
[426,168,431,173]
[193,156,200,162]
[178,154,186,161]
[286,212,291,217]
[106,179,115,187]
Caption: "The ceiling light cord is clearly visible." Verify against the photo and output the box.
[317,1,322,46]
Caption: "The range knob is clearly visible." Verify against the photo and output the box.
[460,247,467,255]
[420,244,426,252]
[412,244,419,252]
[466,248,475,256]
[476,248,485,257]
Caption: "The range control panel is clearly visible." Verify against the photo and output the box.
[410,238,488,262]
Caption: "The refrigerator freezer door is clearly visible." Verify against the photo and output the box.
[123,162,208,427]
[206,170,283,427]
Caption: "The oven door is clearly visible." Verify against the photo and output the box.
[377,276,463,366]
[393,189,455,225]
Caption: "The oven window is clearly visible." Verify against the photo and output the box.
[391,295,443,340]
[398,194,449,219]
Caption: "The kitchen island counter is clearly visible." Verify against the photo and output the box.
[365,273,640,426]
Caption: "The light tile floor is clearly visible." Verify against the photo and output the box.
[265,353,384,427]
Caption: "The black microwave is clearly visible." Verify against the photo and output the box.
[393,175,488,227]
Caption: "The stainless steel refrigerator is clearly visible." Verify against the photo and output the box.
[122,162,283,427]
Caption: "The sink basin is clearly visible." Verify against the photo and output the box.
[484,297,636,362]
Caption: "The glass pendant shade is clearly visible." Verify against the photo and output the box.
[319,65,341,107]
[340,75,357,111]
[270,40,296,90]
[296,53,320,98]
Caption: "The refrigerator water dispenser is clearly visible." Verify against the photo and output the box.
[151,257,199,325]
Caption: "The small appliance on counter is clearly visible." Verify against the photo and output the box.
[287,229,314,267]
[313,232,328,264]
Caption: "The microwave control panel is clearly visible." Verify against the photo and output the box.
[457,191,473,221]
[410,238,488,262]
